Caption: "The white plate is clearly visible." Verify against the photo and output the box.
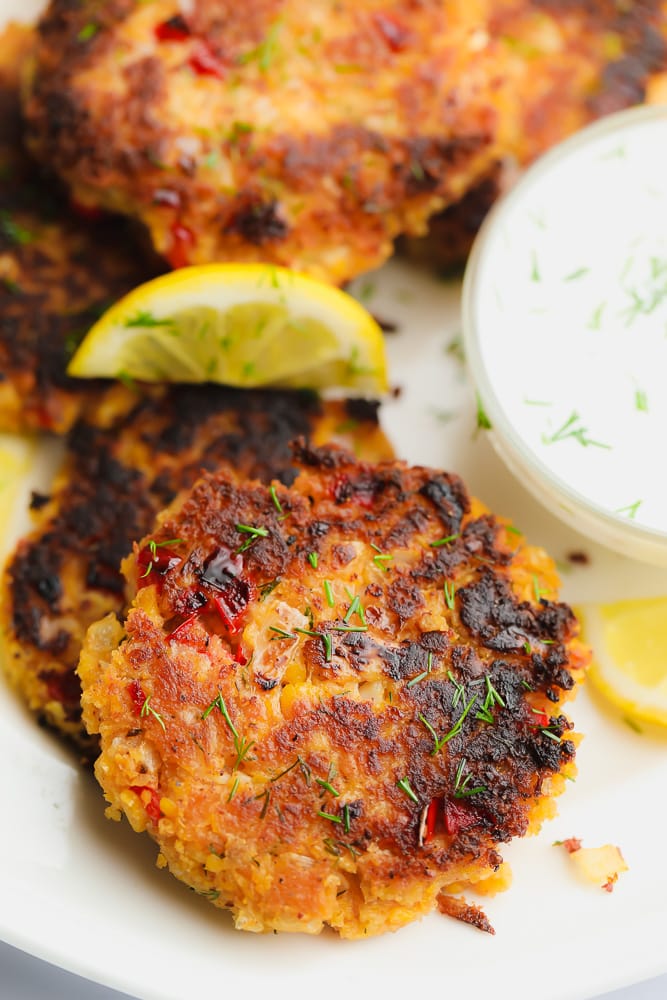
[3,4,667,996]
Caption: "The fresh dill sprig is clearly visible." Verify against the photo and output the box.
[453,758,486,799]
[269,484,283,513]
[425,694,479,755]
[317,809,342,824]
[201,691,254,769]
[447,670,465,709]
[140,694,166,732]
[370,542,393,571]
[269,625,296,640]
[316,778,340,797]
[344,592,365,625]
[430,533,460,548]
[396,777,419,804]
[235,523,269,553]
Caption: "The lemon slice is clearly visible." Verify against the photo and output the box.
[0,434,35,562]
[579,597,667,727]
[67,263,388,394]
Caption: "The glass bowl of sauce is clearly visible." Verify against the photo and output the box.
[463,105,667,566]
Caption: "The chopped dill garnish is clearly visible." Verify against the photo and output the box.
[140,695,166,732]
[429,694,478,754]
[396,777,419,804]
[269,484,283,513]
[530,250,541,282]
[270,757,302,783]
[563,267,589,282]
[269,625,296,640]
[317,809,341,824]
[475,674,506,725]
[541,410,610,449]
[615,500,642,519]
[201,691,254,769]
[316,778,340,797]
[259,577,280,600]
[453,759,486,799]
[475,393,492,431]
[238,17,282,72]
[532,574,543,602]
[418,713,439,749]
[235,523,269,553]
[77,21,98,41]
[323,580,335,607]
[342,803,351,834]
[370,542,393,571]
[258,789,271,819]
[587,302,606,330]
[444,579,456,610]
[0,210,34,245]
[447,670,465,708]
[228,776,240,802]
[430,533,460,548]
[344,592,365,625]
[407,670,428,688]
[308,551,318,568]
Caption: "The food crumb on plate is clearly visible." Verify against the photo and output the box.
[555,838,628,892]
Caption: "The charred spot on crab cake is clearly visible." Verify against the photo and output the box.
[1,391,391,757]
[79,443,588,937]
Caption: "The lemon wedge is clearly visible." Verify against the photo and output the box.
[579,597,667,727]
[0,434,35,562]
[67,263,388,394]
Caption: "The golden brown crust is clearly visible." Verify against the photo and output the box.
[23,2,667,284]
[79,444,588,937]
[1,392,391,755]
[404,0,667,270]
[23,1,501,284]
[0,23,162,434]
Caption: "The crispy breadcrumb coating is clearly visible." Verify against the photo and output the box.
[23,1,667,284]
[79,444,588,937]
[2,391,391,756]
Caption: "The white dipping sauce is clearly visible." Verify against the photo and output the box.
[464,106,667,565]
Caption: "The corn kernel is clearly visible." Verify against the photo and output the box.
[160,796,178,817]
[283,660,307,684]
[205,853,225,873]
[280,683,299,717]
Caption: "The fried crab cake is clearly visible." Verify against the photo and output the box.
[1,390,390,757]
[0,22,162,434]
[79,443,588,937]
[23,0,502,285]
[23,2,667,285]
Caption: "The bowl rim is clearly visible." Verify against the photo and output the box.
[462,102,667,555]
